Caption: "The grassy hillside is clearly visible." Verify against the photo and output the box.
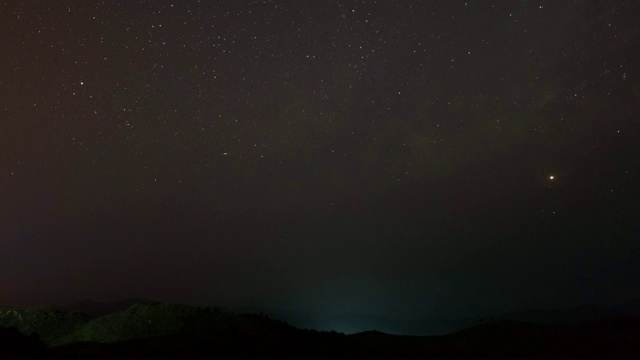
[0,305,89,345]
[56,301,302,345]
[56,301,202,343]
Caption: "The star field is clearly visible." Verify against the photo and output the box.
[1,0,639,319]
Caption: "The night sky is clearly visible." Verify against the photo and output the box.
[2,0,640,322]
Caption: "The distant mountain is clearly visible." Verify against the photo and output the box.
[0,305,89,345]
[54,300,309,347]
[57,301,223,344]
[307,312,481,335]
[230,307,484,336]
[52,302,351,358]
[3,300,640,357]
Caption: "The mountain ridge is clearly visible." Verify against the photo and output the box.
[2,300,640,357]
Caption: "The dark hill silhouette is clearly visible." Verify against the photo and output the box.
[0,326,49,357]
[309,311,481,335]
[2,300,640,357]
[0,305,89,345]
[436,317,640,357]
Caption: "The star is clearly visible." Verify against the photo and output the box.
[549,175,555,180]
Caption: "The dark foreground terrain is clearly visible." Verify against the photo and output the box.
[2,301,639,358]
